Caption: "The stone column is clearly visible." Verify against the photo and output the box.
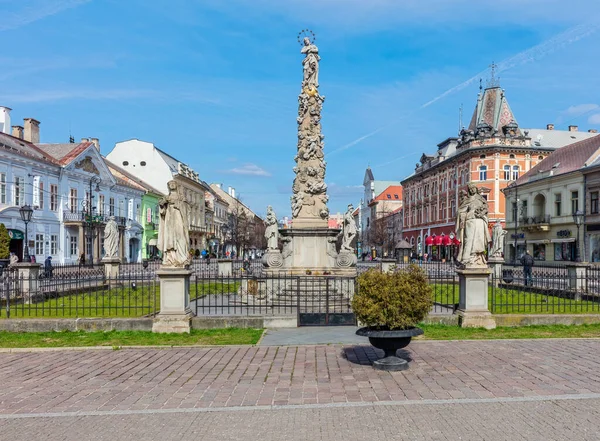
[78,225,85,260]
[218,259,233,277]
[456,267,496,329]
[14,262,42,303]
[152,267,193,333]
[487,256,504,287]
[566,262,590,301]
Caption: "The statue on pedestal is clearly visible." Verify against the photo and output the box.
[456,183,490,268]
[104,216,119,259]
[339,204,357,252]
[264,206,279,250]
[490,221,507,258]
[158,180,191,268]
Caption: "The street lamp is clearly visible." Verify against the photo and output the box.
[573,210,584,262]
[83,176,102,265]
[19,204,33,263]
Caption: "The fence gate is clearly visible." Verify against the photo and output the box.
[297,277,356,326]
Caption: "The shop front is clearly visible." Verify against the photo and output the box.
[509,228,577,263]
[7,229,24,260]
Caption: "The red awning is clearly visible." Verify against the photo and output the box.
[442,235,452,246]
[433,235,443,246]
[453,237,461,245]
[425,236,434,246]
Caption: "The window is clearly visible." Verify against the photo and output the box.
[509,154,515,159]
[119,199,124,216]
[571,191,579,214]
[451,200,456,218]
[503,165,511,180]
[512,202,518,222]
[533,244,546,261]
[140,161,146,166]
[387,194,391,199]
[35,233,44,255]
[592,192,599,214]
[479,166,487,181]
[69,188,77,213]
[555,193,562,216]
[50,234,58,255]
[98,194,105,215]
[522,200,528,218]
[50,184,58,211]
[14,176,24,205]
[38,181,44,209]
[440,202,446,221]
[512,165,520,181]
[70,236,78,256]
[479,154,486,159]
[109,197,115,216]
[538,156,544,160]
[122,161,129,166]
[0,173,5,204]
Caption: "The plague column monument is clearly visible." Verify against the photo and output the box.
[153,180,193,333]
[263,30,357,276]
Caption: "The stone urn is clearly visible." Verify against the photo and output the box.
[356,326,423,371]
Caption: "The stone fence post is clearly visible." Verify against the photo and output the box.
[380,258,396,274]
[152,267,193,333]
[566,262,590,301]
[487,256,504,287]
[218,259,233,277]
[14,263,41,302]
[456,267,496,329]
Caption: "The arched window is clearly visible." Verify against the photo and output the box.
[538,155,544,160]
[480,154,486,159]
[503,165,511,180]
[479,165,487,181]
[509,154,515,159]
[512,165,520,180]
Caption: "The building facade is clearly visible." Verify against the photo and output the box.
[401,82,598,258]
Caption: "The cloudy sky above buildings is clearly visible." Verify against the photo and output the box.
[1,0,600,218]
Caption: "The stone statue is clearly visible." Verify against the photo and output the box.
[104,216,119,258]
[456,183,491,267]
[291,191,305,218]
[339,204,357,252]
[158,180,191,267]
[490,221,507,258]
[264,206,279,251]
[301,37,320,88]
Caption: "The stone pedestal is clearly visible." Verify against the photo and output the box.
[456,267,496,329]
[102,257,121,285]
[14,262,41,302]
[487,256,504,287]
[218,259,233,277]
[152,268,193,333]
[566,262,590,300]
[380,258,396,274]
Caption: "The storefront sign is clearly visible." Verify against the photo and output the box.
[7,229,24,240]
[510,233,525,239]
[557,230,572,238]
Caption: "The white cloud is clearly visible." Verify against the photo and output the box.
[0,0,91,32]
[588,114,600,125]
[565,104,599,115]
[224,164,271,177]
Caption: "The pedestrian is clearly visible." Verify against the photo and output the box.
[520,249,534,286]
[44,256,53,278]
[79,253,86,267]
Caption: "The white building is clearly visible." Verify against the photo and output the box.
[107,139,210,250]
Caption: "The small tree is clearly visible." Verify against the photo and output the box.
[352,265,434,330]
[0,224,10,259]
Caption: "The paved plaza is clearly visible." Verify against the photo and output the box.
[1,338,600,439]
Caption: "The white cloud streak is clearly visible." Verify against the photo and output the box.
[223,164,271,177]
[0,0,91,32]
[589,114,600,125]
[328,21,600,158]
[565,104,599,115]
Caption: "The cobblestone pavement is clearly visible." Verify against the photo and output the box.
[2,339,600,439]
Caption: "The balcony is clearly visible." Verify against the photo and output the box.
[63,211,127,227]
[520,214,551,232]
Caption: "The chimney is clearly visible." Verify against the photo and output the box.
[90,137,100,150]
[11,125,24,139]
[546,123,554,130]
[23,118,40,143]
[80,137,89,143]
[589,129,598,133]
[568,125,578,132]
[0,106,11,134]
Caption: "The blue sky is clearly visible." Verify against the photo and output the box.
[2,0,600,219]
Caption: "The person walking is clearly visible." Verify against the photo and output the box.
[520,250,534,286]
[44,256,53,279]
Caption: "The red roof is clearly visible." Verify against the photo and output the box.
[372,185,403,202]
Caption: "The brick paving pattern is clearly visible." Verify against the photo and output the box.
[1,339,600,414]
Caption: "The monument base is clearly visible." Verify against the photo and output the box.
[153,267,193,333]
[102,257,121,282]
[456,267,496,329]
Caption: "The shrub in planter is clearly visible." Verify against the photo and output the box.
[0,224,9,260]
[352,265,434,371]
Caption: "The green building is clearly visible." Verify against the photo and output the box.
[141,191,162,260]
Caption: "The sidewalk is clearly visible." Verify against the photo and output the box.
[1,339,600,439]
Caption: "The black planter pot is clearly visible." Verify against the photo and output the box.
[356,326,423,371]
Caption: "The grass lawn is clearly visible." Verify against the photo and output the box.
[0,328,264,348]
[431,283,600,314]
[417,323,600,340]
[1,281,239,319]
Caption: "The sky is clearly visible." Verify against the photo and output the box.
[2,0,600,219]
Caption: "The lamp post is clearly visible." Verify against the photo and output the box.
[82,177,101,265]
[19,204,33,263]
[573,210,584,262]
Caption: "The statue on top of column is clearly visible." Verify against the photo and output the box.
[301,37,320,89]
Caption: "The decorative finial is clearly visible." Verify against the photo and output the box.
[479,78,482,92]
[487,62,500,88]
[297,29,316,46]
